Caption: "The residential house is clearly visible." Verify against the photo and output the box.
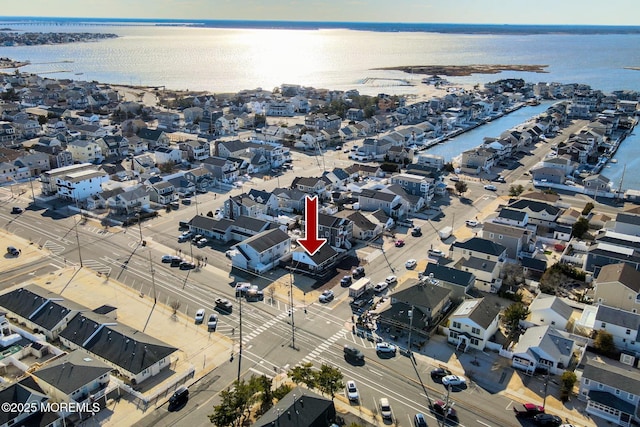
[202,156,239,184]
[231,228,291,274]
[494,208,529,228]
[579,357,640,427]
[131,154,159,176]
[32,349,112,408]
[107,185,150,215]
[182,106,203,123]
[389,173,434,201]
[273,187,307,213]
[387,145,413,163]
[95,135,128,158]
[178,139,210,162]
[291,176,330,198]
[184,167,214,191]
[507,199,561,229]
[415,153,445,170]
[225,190,279,219]
[59,310,177,385]
[67,139,104,164]
[54,168,109,202]
[153,146,182,165]
[482,221,531,260]
[358,189,406,219]
[266,101,294,117]
[290,245,340,276]
[447,298,501,351]
[557,207,582,226]
[460,147,495,173]
[554,225,573,242]
[511,325,577,375]
[521,256,548,280]
[593,263,640,312]
[147,180,177,205]
[0,284,85,341]
[155,111,180,130]
[40,163,97,196]
[449,237,507,293]
[322,168,350,190]
[0,377,56,427]
[253,386,336,427]
[166,176,195,198]
[32,141,74,169]
[593,305,640,356]
[15,152,51,176]
[523,293,574,331]
[423,263,475,299]
[316,213,353,250]
[137,128,170,149]
[614,212,640,236]
[583,174,612,196]
[531,166,566,184]
[334,210,381,241]
[377,280,452,340]
[12,116,41,138]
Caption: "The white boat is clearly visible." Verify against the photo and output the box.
[610,159,618,163]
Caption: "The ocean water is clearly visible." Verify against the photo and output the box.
[1,20,639,189]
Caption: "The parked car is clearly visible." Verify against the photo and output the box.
[345,380,359,401]
[196,238,208,247]
[340,275,352,287]
[235,282,251,297]
[319,290,334,303]
[411,226,422,237]
[385,275,397,285]
[194,309,205,324]
[180,261,196,270]
[449,175,460,182]
[207,313,218,331]
[182,198,192,205]
[168,386,189,410]
[343,345,364,363]
[170,256,183,267]
[484,184,497,191]
[352,266,365,279]
[465,219,479,227]
[405,259,417,269]
[413,413,428,427]
[245,288,264,302]
[178,231,193,242]
[428,248,444,257]
[161,254,173,263]
[430,367,452,379]
[394,239,405,247]
[533,413,562,426]
[373,282,388,293]
[376,342,397,355]
[433,399,456,418]
[6,246,20,256]
[215,298,233,313]
[379,398,392,420]
[10,206,23,214]
[441,375,466,387]
[513,403,545,418]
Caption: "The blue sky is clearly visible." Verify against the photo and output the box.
[4,0,640,25]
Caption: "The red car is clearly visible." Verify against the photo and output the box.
[433,400,456,418]
[513,403,545,418]
[395,239,405,247]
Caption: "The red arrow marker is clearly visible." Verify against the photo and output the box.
[298,195,327,256]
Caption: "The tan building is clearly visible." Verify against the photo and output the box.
[594,263,640,312]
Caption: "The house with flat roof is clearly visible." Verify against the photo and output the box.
[447,298,500,352]
[579,356,640,427]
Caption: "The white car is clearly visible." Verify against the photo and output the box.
[207,313,218,331]
[483,184,497,191]
[373,282,388,293]
[442,375,466,387]
[376,342,397,354]
[428,248,444,257]
[319,290,334,303]
[405,259,417,269]
[194,308,205,324]
[161,254,173,263]
[345,380,359,401]
[379,398,392,420]
[385,275,397,285]
[465,220,479,227]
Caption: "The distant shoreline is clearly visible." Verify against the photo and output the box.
[2,17,640,35]
[375,64,549,77]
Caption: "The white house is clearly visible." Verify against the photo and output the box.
[447,298,500,351]
[511,325,577,375]
[593,305,640,357]
[55,168,109,202]
[523,293,574,331]
[153,146,183,165]
[67,139,104,164]
[231,228,291,274]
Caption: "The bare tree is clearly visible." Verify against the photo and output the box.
[170,300,181,320]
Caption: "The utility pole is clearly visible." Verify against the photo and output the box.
[147,250,157,304]
[29,177,35,202]
[289,270,297,350]
[74,215,83,267]
[137,212,143,244]
[237,294,243,382]
[407,305,414,356]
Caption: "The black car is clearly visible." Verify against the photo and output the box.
[533,413,562,426]
[351,266,365,279]
[411,226,422,237]
[170,256,183,267]
[340,275,352,287]
[168,386,189,410]
[179,261,196,270]
[343,345,365,364]
[6,246,20,256]
[11,206,23,214]
[430,367,452,379]
[215,298,233,313]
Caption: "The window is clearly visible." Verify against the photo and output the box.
[489,232,494,238]
[598,383,604,390]
[615,389,621,396]
[452,321,461,329]
[472,327,480,335]
[601,322,606,328]
[584,379,590,385]
[499,235,503,239]
[449,331,458,339]
[629,393,634,401]
[551,321,556,325]
[626,329,631,335]
[470,338,479,346]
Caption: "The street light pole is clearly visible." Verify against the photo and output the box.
[289,270,296,350]
[137,212,143,244]
[407,305,414,356]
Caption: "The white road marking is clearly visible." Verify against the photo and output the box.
[476,420,492,427]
